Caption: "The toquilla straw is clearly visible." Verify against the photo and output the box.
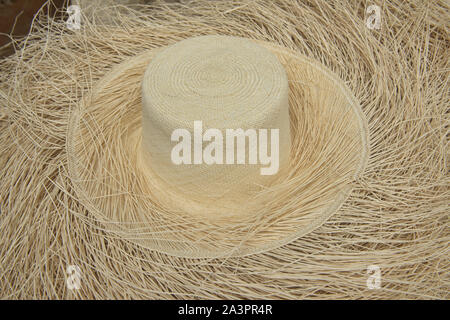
[0,0,448,299]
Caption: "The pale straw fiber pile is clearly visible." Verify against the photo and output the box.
[0,0,449,299]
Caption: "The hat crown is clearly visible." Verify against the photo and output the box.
[140,35,291,212]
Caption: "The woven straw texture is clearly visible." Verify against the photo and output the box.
[140,35,291,208]
[0,0,448,299]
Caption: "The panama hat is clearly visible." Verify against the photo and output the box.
[3,0,448,299]
[67,34,369,258]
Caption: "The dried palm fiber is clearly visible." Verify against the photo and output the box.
[0,0,448,299]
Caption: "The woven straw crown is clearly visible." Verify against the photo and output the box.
[140,35,291,214]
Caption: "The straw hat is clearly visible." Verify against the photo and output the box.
[1,0,448,300]
[67,34,368,258]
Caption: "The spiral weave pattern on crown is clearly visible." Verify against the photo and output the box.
[140,35,291,209]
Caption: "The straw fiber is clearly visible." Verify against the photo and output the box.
[0,0,448,299]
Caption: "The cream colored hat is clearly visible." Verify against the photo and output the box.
[67,35,368,258]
